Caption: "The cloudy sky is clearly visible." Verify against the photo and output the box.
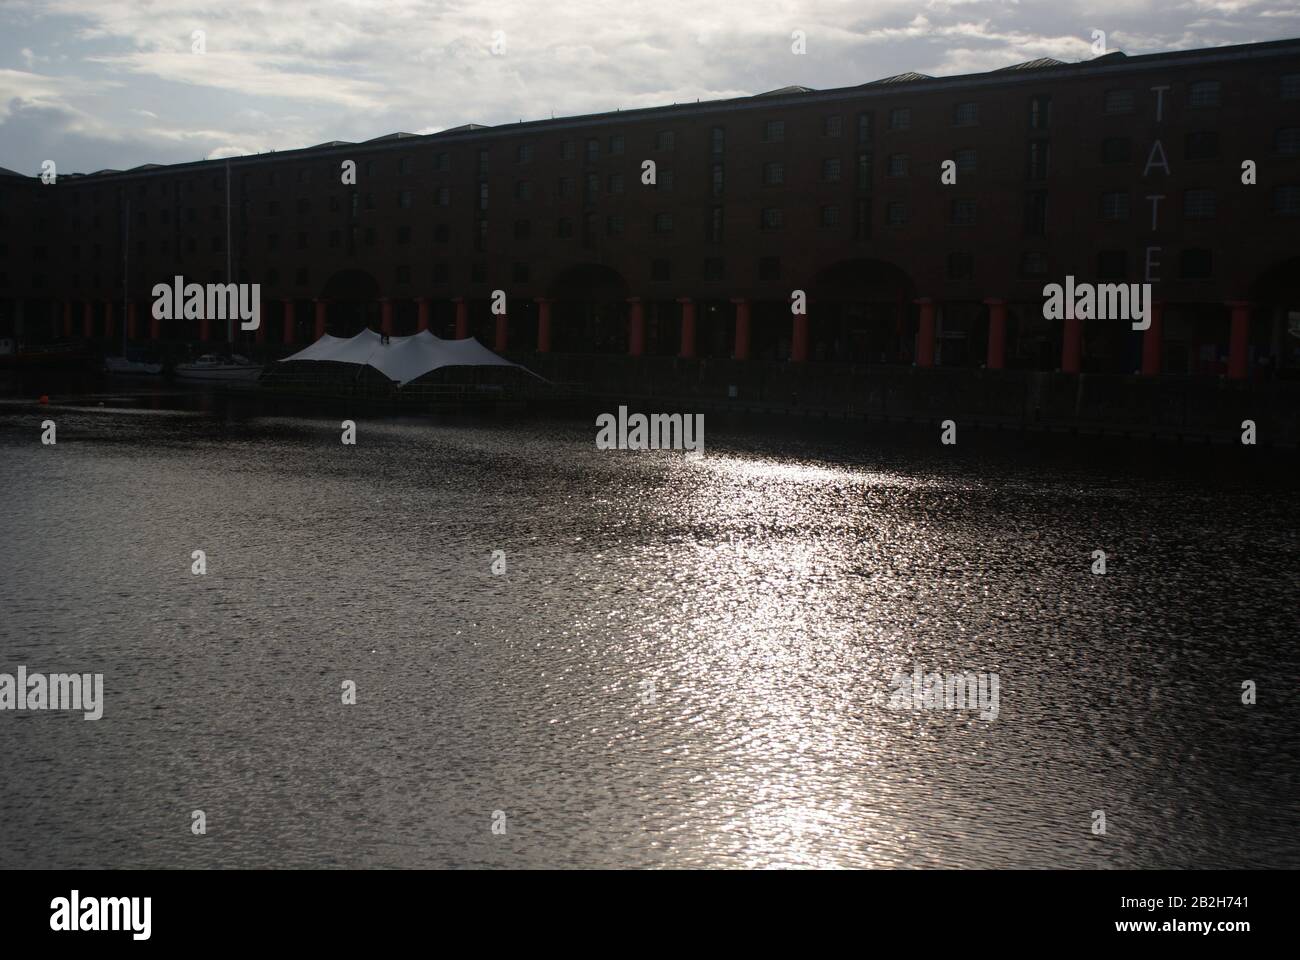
[2,0,1296,175]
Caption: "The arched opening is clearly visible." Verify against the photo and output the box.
[320,269,382,337]
[1250,256,1300,378]
[811,259,916,363]
[547,263,629,354]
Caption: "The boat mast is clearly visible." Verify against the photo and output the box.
[225,158,233,344]
[122,190,129,355]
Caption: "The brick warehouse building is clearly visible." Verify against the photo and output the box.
[2,36,1300,381]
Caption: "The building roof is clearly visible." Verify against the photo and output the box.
[13,37,1297,185]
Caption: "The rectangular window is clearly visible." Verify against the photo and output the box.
[1028,140,1050,179]
[1100,191,1130,221]
[946,252,973,281]
[435,153,450,172]
[607,173,624,194]
[477,149,489,174]
[953,102,978,126]
[609,135,624,155]
[1189,80,1221,107]
[585,173,599,202]
[517,144,534,163]
[515,181,532,201]
[1272,185,1300,216]
[586,138,599,162]
[1020,251,1048,276]
[1179,248,1213,279]
[436,186,450,206]
[887,201,907,225]
[478,182,489,210]
[1283,74,1300,100]
[857,152,872,189]
[398,157,411,175]
[654,212,673,234]
[854,198,871,240]
[656,130,675,151]
[1104,89,1135,114]
[824,115,842,137]
[711,164,724,198]
[950,199,976,225]
[703,258,725,281]
[711,127,725,155]
[764,120,785,142]
[1097,250,1127,280]
[888,154,908,177]
[1029,95,1052,129]
[761,207,782,230]
[822,158,841,182]
[1101,137,1131,164]
[955,149,977,173]
[1025,191,1047,236]
[857,111,874,144]
[1183,189,1216,219]
[558,177,574,198]
[560,140,576,160]
[708,207,723,242]
[1185,131,1220,160]
[763,161,785,186]
[820,205,839,227]
[606,215,624,236]
[658,170,675,191]
[398,190,413,209]
[888,108,910,130]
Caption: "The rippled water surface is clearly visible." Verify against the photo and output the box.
[1,394,1296,868]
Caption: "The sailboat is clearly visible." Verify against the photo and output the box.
[174,353,262,381]
[104,192,162,376]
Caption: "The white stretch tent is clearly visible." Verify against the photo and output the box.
[276,328,537,386]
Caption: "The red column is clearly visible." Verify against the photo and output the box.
[984,298,1007,370]
[1227,301,1251,380]
[83,301,93,338]
[453,297,468,338]
[62,300,73,338]
[1062,314,1083,374]
[103,301,114,339]
[915,297,936,368]
[792,312,809,362]
[627,297,645,356]
[494,310,508,352]
[1141,301,1164,376]
[314,298,328,340]
[282,299,296,345]
[678,298,696,359]
[536,298,552,353]
[379,298,394,336]
[127,301,138,340]
[732,298,751,361]
[416,298,431,333]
